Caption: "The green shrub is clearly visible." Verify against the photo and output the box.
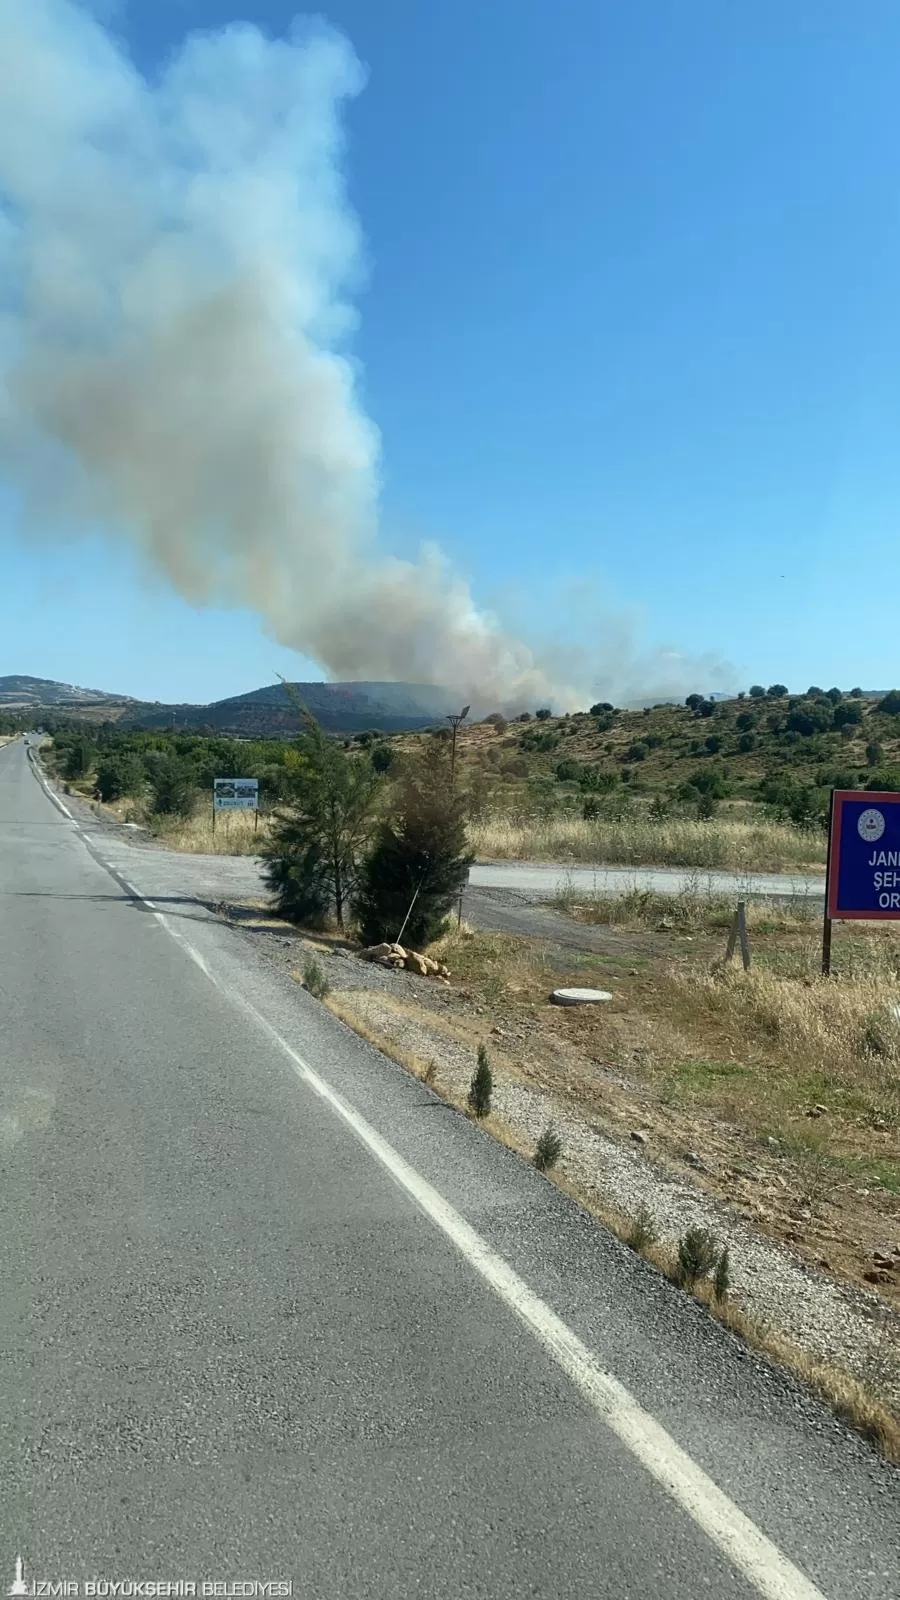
[876,690,900,716]
[580,767,619,794]
[674,1227,719,1290]
[535,707,552,721]
[355,750,472,949]
[832,702,862,729]
[149,757,196,817]
[533,1125,562,1172]
[371,743,396,774]
[95,753,146,802]
[468,1045,493,1118]
[555,758,582,783]
[519,728,559,753]
[713,1247,731,1303]
[62,739,93,781]
[302,957,330,999]
[626,1205,658,1253]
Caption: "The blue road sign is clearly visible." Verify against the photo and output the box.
[827,790,900,920]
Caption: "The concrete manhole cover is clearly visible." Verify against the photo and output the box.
[549,987,613,1006]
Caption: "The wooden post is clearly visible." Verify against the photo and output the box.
[822,913,833,977]
[822,788,836,976]
[724,902,751,970]
[736,901,751,971]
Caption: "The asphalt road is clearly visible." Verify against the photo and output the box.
[1,736,896,1596]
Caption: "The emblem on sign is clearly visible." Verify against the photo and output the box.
[857,808,886,843]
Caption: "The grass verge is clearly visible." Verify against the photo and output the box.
[469,812,825,872]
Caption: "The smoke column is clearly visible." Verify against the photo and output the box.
[0,0,731,708]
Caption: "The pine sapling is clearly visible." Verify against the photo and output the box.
[714,1246,731,1303]
[626,1204,658,1255]
[533,1124,562,1172]
[675,1226,718,1291]
[468,1044,493,1118]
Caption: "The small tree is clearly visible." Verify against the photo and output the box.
[832,702,862,729]
[713,1246,731,1303]
[534,1125,562,1172]
[149,756,196,817]
[748,685,766,699]
[866,740,884,766]
[63,739,93,781]
[95,753,146,802]
[675,1227,719,1290]
[767,683,789,698]
[371,743,395,774]
[354,749,472,949]
[877,690,900,717]
[535,707,552,721]
[264,714,381,928]
[468,1045,492,1118]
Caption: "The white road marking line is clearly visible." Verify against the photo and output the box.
[27,751,74,819]
[127,897,827,1600]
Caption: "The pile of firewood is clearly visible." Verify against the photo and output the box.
[357,942,451,980]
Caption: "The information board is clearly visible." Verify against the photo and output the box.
[213,778,259,811]
[826,789,900,920]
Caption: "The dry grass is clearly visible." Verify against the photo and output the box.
[469,812,824,872]
[556,878,820,934]
[149,808,272,855]
[664,955,900,1177]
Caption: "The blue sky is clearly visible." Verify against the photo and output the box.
[3,0,900,702]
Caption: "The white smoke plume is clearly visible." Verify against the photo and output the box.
[0,0,733,709]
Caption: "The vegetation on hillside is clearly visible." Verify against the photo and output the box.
[34,684,900,876]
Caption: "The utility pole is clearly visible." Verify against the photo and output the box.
[445,704,470,790]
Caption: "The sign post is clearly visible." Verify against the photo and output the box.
[823,789,900,973]
[213,778,259,818]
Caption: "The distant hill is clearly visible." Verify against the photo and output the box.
[0,674,468,733]
[0,674,131,707]
[118,681,467,735]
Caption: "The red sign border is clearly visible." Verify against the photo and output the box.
[826,789,900,920]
